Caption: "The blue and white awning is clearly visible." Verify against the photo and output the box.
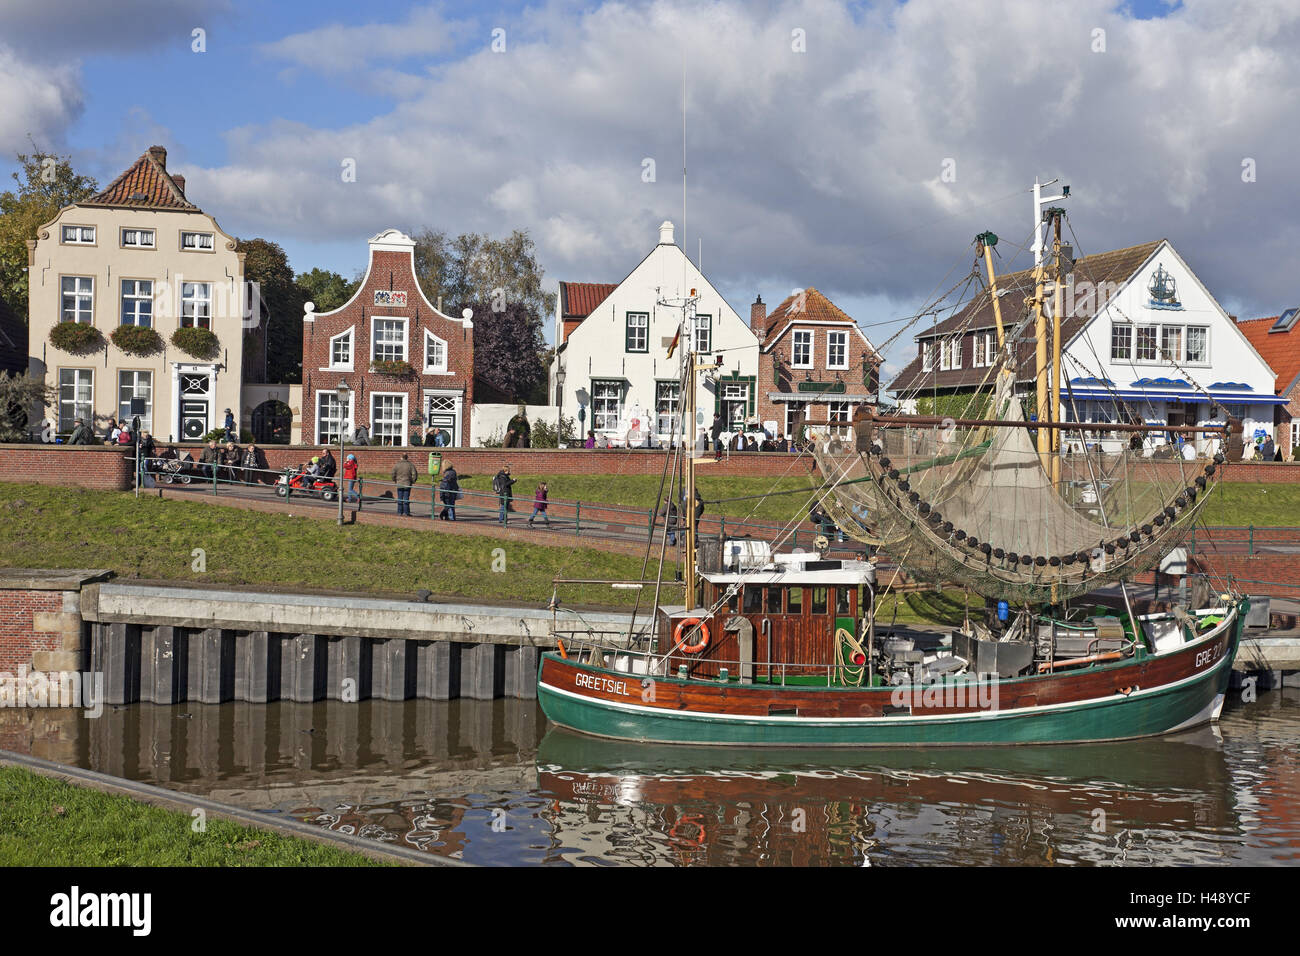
[1064,376,1286,405]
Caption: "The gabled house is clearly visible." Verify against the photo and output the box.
[749,287,881,440]
[1235,310,1300,458]
[27,145,246,441]
[888,239,1283,456]
[550,221,758,445]
[301,229,474,447]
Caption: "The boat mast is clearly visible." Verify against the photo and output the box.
[1051,211,1065,490]
[1031,178,1070,476]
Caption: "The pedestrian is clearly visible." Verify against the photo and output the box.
[137,429,157,465]
[661,496,679,546]
[423,427,437,447]
[438,462,460,520]
[391,452,418,515]
[68,417,94,445]
[584,430,596,449]
[199,439,220,479]
[528,482,550,528]
[341,453,360,502]
[492,465,517,524]
[223,408,236,442]
[318,447,337,479]
[710,412,725,452]
[352,424,370,445]
[243,442,264,483]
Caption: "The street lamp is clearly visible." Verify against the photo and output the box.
[335,380,351,526]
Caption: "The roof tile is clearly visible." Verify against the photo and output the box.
[85,146,197,211]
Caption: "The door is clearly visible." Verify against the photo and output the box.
[179,373,211,440]
[426,394,458,446]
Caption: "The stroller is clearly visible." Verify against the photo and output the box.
[154,455,194,484]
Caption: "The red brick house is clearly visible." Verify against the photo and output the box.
[301,229,474,447]
[1236,310,1300,459]
[750,288,880,440]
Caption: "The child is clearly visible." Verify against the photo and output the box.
[528,482,550,528]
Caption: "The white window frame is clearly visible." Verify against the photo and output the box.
[328,327,354,370]
[61,276,94,324]
[921,341,933,372]
[1135,325,1158,362]
[118,370,153,432]
[828,401,853,423]
[721,382,750,427]
[370,392,408,446]
[1185,325,1210,365]
[180,231,214,251]
[1160,325,1183,363]
[121,228,155,249]
[58,368,93,433]
[939,338,961,371]
[826,331,848,370]
[61,225,95,245]
[592,380,623,432]
[792,330,813,369]
[316,391,352,445]
[180,282,212,329]
[423,329,448,374]
[785,400,808,440]
[371,317,408,364]
[1111,323,1133,361]
[693,314,712,355]
[655,380,680,436]
[120,279,153,327]
[626,312,649,353]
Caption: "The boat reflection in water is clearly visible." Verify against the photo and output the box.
[533,725,1239,866]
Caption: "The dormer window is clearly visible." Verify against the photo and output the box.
[121,228,155,249]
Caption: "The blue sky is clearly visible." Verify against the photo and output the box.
[2,0,1292,377]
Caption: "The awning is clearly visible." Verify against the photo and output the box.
[1064,387,1287,406]
[767,392,876,402]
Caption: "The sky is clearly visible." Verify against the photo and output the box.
[2,0,1295,380]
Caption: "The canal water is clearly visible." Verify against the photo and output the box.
[5,689,1297,865]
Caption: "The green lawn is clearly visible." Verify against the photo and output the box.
[1196,481,1300,527]
[0,483,672,609]
[0,766,384,866]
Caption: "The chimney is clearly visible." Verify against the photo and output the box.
[658,220,675,245]
[148,145,167,168]
[750,294,766,337]
[171,173,186,196]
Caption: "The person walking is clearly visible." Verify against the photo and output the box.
[492,466,517,525]
[437,462,461,520]
[343,453,360,502]
[223,408,236,443]
[528,482,551,528]
[392,452,418,516]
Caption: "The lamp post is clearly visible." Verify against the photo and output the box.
[336,380,351,527]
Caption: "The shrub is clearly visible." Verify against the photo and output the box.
[48,322,104,355]
[532,414,578,448]
[369,360,414,378]
[171,326,220,359]
[110,324,164,357]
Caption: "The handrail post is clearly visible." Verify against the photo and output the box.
[576,501,581,536]
[1249,524,1254,555]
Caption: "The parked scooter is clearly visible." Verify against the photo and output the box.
[275,467,338,502]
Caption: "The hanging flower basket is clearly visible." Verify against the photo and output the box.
[111,324,164,357]
[48,321,104,355]
[369,359,414,378]
[171,326,220,359]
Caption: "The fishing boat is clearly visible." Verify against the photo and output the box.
[538,182,1246,747]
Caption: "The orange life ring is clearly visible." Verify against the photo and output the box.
[674,617,709,654]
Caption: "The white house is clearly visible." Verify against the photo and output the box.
[889,239,1283,457]
[550,221,759,446]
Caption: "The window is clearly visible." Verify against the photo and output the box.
[316,391,351,445]
[938,338,961,371]
[181,231,214,251]
[766,587,781,614]
[722,382,750,426]
[835,588,852,615]
[973,331,995,367]
[120,279,153,327]
[1136,325,1158,362]
[786,587,803,614]
[792,330,813,368]
[371,318,407,362]
[743,586,762,614]
[370,393,407,446]
[181,282,212,328]
[121,228,155,248]
[921,341,934,371]
[828,402,853,423]
[592,380,623,432]
[423,330,447,373]
[693,314,712,354]
[1292,421,1300,453]
[1160,326,1183,362]
[785,401,808,439]
[1111,323,1132,361]
[625,312,649,353]
[61,276,93,324]
[58,369,92,432]
[330,329,353,369]
[811,587,828,615]
[1185,326,1209,364]
[827,331,847,369]
[61,225,95,244]
[117,371,153,432]
[655,380,680,436]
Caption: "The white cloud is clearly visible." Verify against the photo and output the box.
[0,44,84,155]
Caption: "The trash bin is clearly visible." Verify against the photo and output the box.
[428,452,442,478]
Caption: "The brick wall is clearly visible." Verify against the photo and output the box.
[0,444,135,490]
[0,572,108,673]
[1189,554,1300,598]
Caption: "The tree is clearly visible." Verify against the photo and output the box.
[457,299,546,401]
[0,147,99,319]
[296,267,357,313]
[237,237,306,384]
[0,371,54,441]
[412,228,554,402]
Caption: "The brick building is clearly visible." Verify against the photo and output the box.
[301,229,474,447]
[749,287,880,440]
[1235,309,1300,459]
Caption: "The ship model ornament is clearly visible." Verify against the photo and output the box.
[537,181,1244,747]
[1148,263,1182,309]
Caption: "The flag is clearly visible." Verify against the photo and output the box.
[666,325,681,358]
